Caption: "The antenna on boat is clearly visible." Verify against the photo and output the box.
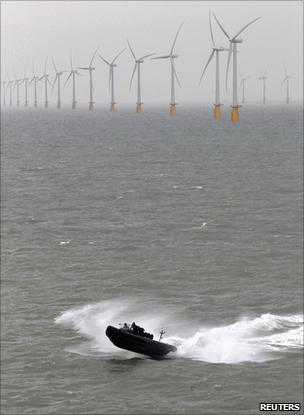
[159,330,165,341]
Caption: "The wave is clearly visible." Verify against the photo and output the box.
[55,298,303,364]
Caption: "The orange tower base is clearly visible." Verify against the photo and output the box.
[214,105,221,119]
[110,103,116,112]
[136,103,142,113]
[170,104,176,116]
[231,106,240,122]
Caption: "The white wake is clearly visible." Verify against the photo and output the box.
[55,298,303,364]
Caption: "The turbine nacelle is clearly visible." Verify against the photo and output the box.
[231,38,243,43]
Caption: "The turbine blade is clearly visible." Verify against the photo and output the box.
[127,39,136,60]
[77,67,90,70]
[172,59,181,88]
[199,49,215,85]
[232,16,262,40]
[225,42,233,90]
[129,63,137,91]
[111,48,126,64]
[90,46,100,67]
[139,53,156,60]
[209,11,215,46]
[64,72,72,87]
[170,22,184,54]
[52,57,58,73]
[281,77,287,86]
[70,50,73,70]
[44,57,48,75]
[98,54,110,66]
[151,55,171,60]
[213,13,230,39]
[284,64,287,77]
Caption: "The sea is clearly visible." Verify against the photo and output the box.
[1,104,303,414]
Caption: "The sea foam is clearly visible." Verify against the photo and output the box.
[55,298,303,364]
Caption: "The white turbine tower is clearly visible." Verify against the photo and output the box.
[281,66,296,104]
[22,68,29,107]
[14,76,23,106]
[65,50,83,109]
[98,48,126,112]
[257,67,268,104]
[239,74,250,104]
[29,63,40,107]
[39,58,52,108]
[213,13,261,121]
[151,22,184,115]
[1,80,6,106]
[52,58,68,109]
[7,74,14,107]
[199,12,229,119]
[127,39,155,113]
[77,47,99,111]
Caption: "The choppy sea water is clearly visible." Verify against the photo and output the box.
[1,104,303,414]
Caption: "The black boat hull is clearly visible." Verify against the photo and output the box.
[106,326,177,358]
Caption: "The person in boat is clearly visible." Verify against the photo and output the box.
[122,323,130,330]
[131,322,153,340]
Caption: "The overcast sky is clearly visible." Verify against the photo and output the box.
[1,1,303,105]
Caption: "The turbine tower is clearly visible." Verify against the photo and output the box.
[281,66,296,104]
[1,81,6,106]
[14,77,23,106]
[52,58,67,109]
[127,39,155,113]
[65,50,82,109]
[78,47,99,111]
[214,13,261,121]
[7,74,14,107]
[23,68,29,107]
[257,67,268,104]
[199,12,229,119]
[98,48,126,112]
[29,63,40,107]
[239,74,250,104]
[152,23,184,115]
[39,58,52,108]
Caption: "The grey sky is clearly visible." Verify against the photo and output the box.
[1,1,303,104]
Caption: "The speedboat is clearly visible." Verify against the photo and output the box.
[106,324,177,358]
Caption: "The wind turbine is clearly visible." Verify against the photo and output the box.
[257,67,268,104]
[39,58,52,108]
[281,66,296,104]
[7,74,14,107]
[98,48,126,112]
[65,50,82,109]
[22,67,29,107]
[14,76,23,106]
[29,63,40,107]
[127,39,155,113]
[199,12,229,119]
[151,22,184,115]
[239,74,250,104]
[213,13,261,121]
[77,47,99,111]
[52,58,68,109]
[1,80,6,106]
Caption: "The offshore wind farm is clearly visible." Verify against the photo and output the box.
[1,2,303,415]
